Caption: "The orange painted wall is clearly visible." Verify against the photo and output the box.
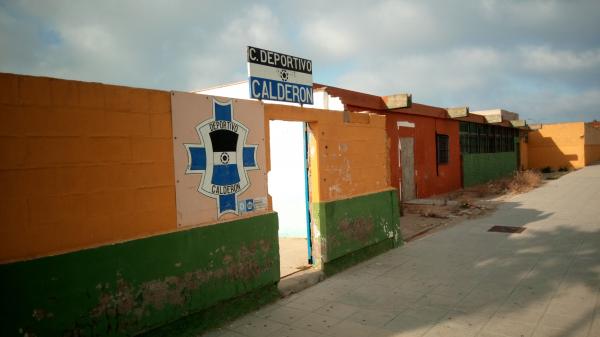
[386,114,462,198]
[528,122,586,169]
[0,73,177,263]
[264,104,392,203]
[584,123,600,165]
[0,73,393,263]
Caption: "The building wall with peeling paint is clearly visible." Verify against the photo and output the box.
[0,73,280,336]
[264,105,401,274]
[386,114,462,199]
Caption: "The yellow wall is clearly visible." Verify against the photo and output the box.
[0,73,395,263]
[264,105,392,203]
[0,73,177,262]
[527,122,586,170]
[585,123,600,165]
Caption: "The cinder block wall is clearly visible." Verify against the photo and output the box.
[0,73,401,335]
[0,73,279,337]
[0,73,176,263]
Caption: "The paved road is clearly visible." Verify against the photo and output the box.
[206,165,600,337]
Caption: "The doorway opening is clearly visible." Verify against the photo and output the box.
[268,120,313,279]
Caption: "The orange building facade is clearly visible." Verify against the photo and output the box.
[528,122,600,170]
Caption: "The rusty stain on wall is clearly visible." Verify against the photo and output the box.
[84,240,274,335]
[338,217,375,243]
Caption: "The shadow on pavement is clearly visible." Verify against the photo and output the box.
[278,201,599,337]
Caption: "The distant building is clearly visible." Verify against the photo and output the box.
[471,109,519,123]
[200,81,527,200]
[528,122,600,170]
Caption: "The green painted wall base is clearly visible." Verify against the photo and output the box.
[0,213,279,337]
[322,238,395,276]
[312,189,402,274]
[138,283,279,337]
[462,151,518,187]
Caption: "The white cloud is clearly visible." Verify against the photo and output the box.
[0,0,599,122]
[504,88,600,123]
[519,46,600,72]
[480,0,560,22]
[220,5,286,50]
[301,18,358,59]
[337,47,506,97]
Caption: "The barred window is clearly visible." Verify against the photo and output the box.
[469,123,479,153]
[436,134,449,164]
[496,126,502,152]
[460,134,469,153]
[488,125,496,152]
[459,122,469,153]
[458,122,518,154]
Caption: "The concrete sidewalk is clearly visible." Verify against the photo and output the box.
[204,166,600,337]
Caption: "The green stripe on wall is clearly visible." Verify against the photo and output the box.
[0,213,279,337]
[462,151,518,187]
[312,189,402,273]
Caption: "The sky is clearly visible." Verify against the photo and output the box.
[1,0,599,123]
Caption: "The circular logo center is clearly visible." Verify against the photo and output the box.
[220,152,230,164]
[279,69,289,82]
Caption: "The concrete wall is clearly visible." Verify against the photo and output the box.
[528,122,586,170]
[584,123,600,165]
[264,105,401,274]
[0,73,279,336]
[0,73,176,262]
[386,114,462,199]
[0,73,403,335]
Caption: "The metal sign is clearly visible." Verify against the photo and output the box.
[247,46,313,105]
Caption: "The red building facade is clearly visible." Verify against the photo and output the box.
[315,84,462,200]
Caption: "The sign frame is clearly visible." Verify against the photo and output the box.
[247,46,314,105]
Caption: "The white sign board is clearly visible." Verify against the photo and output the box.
[247,46,313,105]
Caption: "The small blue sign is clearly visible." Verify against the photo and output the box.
[245,199,254,212]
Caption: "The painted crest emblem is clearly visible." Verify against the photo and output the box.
[185,99,259,217]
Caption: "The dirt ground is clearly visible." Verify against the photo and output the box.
[399,169,565,242]
[278,237,311,278]
[400,198,499,242]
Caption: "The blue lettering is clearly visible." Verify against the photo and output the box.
[248,76,313,104]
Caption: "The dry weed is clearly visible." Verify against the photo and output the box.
[507,170,542,193]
